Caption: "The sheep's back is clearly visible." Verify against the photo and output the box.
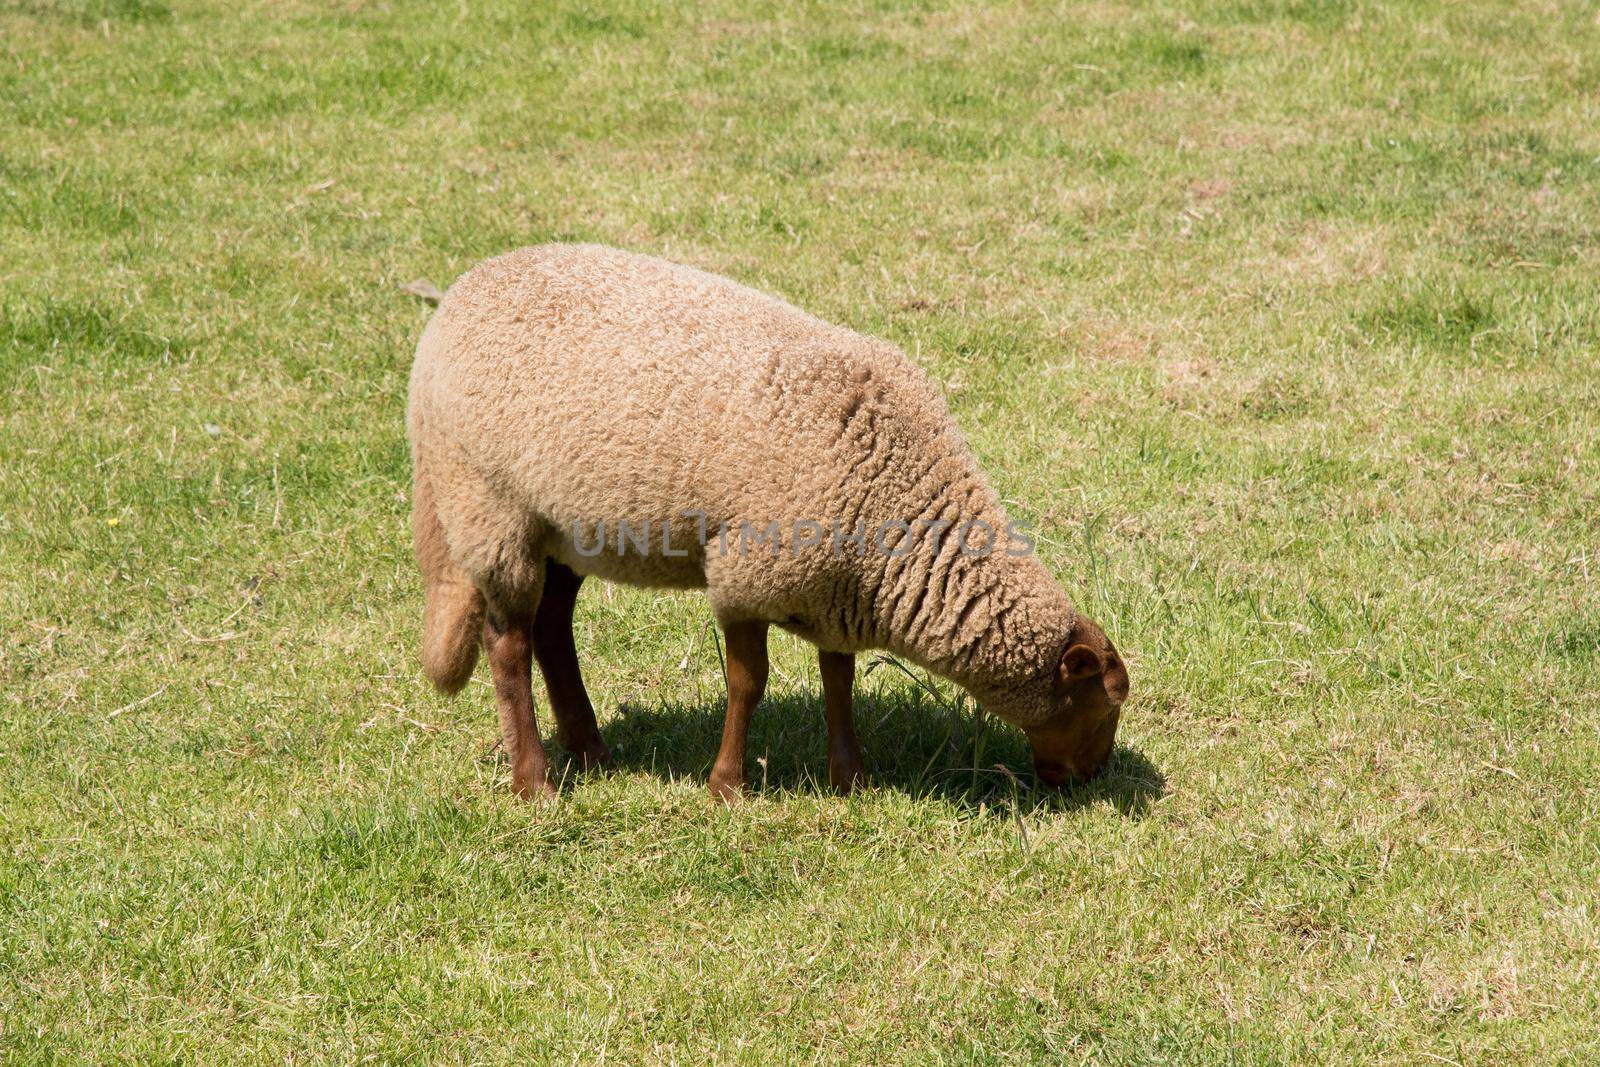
[410,244,966,544]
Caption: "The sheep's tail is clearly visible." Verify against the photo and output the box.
[413,459,484,694]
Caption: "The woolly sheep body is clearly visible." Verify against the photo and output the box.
[409,244,1127,783]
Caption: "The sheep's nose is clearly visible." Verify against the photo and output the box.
[1032,756,1072,788]
[1034,750,1113,787]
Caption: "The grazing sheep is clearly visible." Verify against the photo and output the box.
[409,244,1129,800]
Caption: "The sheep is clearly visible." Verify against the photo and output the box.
[408,244,1129,800]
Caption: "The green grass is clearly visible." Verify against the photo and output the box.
[3,0,1598,1060]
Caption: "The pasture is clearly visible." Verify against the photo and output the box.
[2,0,1597,1060]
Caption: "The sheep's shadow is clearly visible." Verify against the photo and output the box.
[582,687,1165,818]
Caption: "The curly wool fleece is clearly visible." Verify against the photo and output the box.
[408,244,1100,730]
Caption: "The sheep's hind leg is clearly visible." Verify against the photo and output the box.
[481,556,557,800]
[532,560,611,770]
[819,650,865,794]
[483,605,557,799]
[709,620,769,802]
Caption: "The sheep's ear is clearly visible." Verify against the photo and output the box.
[1058,643,1105,683]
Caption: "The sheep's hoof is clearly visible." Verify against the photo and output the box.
[561,737,613,772]
[511,770,559,801]
[708,772,744,804]
[829,760,867,795]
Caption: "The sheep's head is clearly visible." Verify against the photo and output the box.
[1022,615,1129,786]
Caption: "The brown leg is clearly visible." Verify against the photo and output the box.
[709,620,768,802]
[483,609,557,800]
[532,561,610,770]
[819,650,865,794]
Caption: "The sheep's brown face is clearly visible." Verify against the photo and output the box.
[1024,616,1129,786]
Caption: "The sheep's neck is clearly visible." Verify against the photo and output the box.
[866,513,1073,691]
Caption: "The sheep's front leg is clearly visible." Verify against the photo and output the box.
[483,610,557,800]
[819,650,865,794]
[709,620,768,802]
[532,560,611,770]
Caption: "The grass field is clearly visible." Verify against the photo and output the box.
[3,0,1599,1060]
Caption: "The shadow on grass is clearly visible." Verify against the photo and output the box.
[575,688,1165,818]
